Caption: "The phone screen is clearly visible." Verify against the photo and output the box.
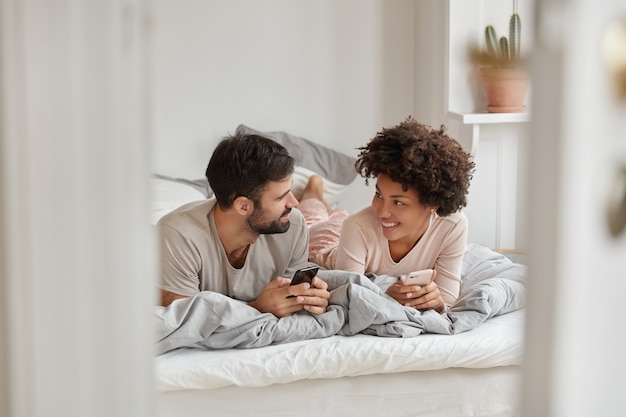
[290,266,319,286]
[403,269,434,286]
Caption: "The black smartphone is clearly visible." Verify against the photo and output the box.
[290,266,319,286]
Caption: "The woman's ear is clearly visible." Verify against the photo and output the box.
[232,196,253,216]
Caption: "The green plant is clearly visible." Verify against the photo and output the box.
[473,12,526,69]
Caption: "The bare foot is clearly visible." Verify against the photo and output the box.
[301,175,332,212]
[301,175,324,201]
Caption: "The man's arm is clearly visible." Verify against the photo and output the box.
[157,222,202,305]
[160,289,189,307]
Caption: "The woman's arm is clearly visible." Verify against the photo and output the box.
[333,214,370,273]
[431,213,468,308]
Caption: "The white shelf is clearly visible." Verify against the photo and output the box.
[448,111,531,125]
[446,111,531,156]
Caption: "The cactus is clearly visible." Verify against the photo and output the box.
[482,12,522,68]
[485,25,499,60]
[499,36,511,64]
[509,12,521,60]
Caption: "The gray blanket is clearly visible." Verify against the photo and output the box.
[155,244,526,355]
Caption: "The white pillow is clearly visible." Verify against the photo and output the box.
[151,178,206,224]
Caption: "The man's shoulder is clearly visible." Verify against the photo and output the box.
[157,199,215,231]
[284,207,308,238]
[289,207,307,226]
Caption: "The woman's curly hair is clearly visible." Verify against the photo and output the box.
[355,117,475,217]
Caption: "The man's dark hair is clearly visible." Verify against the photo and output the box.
[355,116,475,217]
[206,132,295,208]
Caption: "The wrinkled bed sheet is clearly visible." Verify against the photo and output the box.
[155,244,526,355]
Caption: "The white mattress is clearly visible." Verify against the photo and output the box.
[155,308,525,392]
[157,366,522,417]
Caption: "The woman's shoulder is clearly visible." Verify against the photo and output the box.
[430,211,468,243]
[436,210,468,226]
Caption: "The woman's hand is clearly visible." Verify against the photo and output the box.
[386,276,445,313]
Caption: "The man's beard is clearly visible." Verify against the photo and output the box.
[247,206,292,234]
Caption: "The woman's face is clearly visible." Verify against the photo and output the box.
[371,174,435,245]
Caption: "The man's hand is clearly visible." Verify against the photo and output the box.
[249,275,330,317]
[298,276,330,314]
[386,276,445,313]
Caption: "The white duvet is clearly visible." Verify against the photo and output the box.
[156,308,524,391]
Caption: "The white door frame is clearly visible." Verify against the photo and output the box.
[522,0,626,416]
[0,1,155,416]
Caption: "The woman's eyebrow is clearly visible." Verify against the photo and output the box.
[375,185,410,199]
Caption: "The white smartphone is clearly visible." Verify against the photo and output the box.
[402,269,435,286]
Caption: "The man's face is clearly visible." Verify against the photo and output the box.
[247,177,299,234]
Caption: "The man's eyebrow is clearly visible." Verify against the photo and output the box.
[278,189,292,199]
[279,178,294,199]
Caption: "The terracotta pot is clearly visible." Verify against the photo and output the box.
[480,67,529,113]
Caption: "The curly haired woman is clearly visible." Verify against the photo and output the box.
[298,117,475,312]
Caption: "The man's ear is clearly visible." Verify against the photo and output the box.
[232,196,253,215]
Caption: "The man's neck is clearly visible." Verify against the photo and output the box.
[212,205,258,268]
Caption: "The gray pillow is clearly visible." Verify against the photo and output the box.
[235,124,357,185]
[152,174,213,197]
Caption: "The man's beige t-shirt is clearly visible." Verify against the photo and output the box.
[157,199,309,302]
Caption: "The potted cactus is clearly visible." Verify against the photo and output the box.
[473,12,529,113]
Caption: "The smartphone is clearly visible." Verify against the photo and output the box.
[402,269,435,286]
[290,266,319,286]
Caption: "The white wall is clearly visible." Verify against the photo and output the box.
[151,0,417,214]
[413,0,447,127]
[150,0,530,249]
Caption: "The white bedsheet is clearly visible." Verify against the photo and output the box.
[155,307,524,392]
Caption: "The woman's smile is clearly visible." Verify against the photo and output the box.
[380,220,400,230]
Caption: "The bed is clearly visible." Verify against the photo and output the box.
[151,125,527,417]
